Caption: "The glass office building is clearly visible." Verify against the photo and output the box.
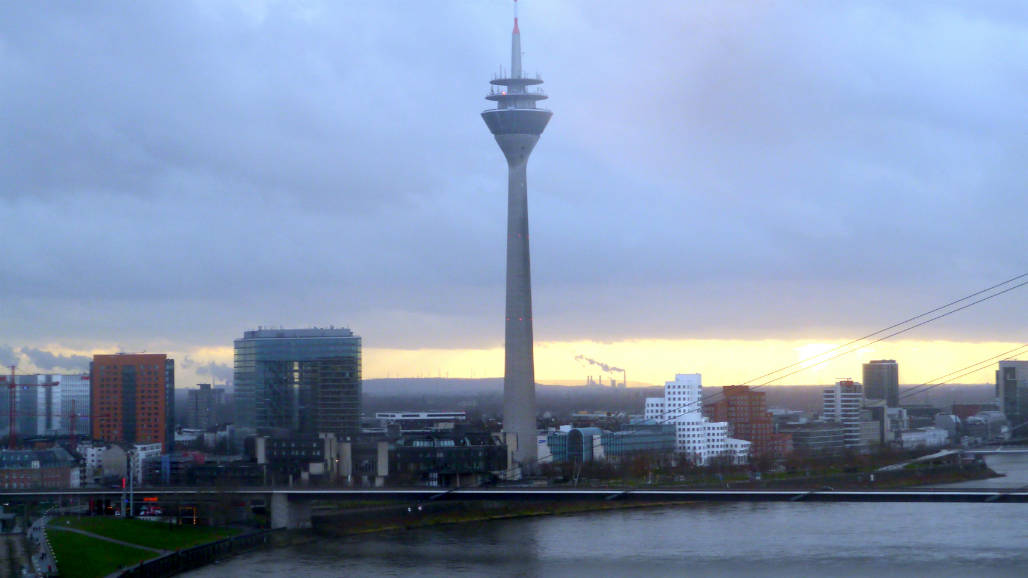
[997,360,1028,429]
[234,328,362,438]
[863,359,900,407]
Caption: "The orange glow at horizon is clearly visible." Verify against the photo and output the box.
[363,339,1023,387]
[12,340,1021,390]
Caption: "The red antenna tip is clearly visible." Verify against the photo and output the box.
[514,18,519,34]
[513,0,519,34]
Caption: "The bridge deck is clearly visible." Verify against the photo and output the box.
[4,487,1028,503]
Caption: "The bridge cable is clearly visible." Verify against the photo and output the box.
[496,274,1028,479]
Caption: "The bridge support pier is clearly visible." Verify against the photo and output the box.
[269,494,312,529]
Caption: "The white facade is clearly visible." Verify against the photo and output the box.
[823,380,865,449]
[899,427,949,450]
[664,373,704,419]
[727,438,752,465]
[644,398,665,421]
[537,433,552,464]
[131,443,162,484]
[78,441,105,472]
[649,373,747,466]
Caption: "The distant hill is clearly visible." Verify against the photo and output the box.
[362,378,996,416]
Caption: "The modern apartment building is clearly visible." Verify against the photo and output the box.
[90,354,175,452]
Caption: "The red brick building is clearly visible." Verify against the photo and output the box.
[90,354,175,452]
[707,386,791,459]
[0,449,78,489]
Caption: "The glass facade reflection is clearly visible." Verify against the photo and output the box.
[234,328,362,438]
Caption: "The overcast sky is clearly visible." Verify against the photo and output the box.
[1,1,1026,386]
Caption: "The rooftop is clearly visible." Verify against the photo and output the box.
[242,327,356,339]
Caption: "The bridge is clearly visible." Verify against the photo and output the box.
[4,486,1028,529]
[965,448,1028,455]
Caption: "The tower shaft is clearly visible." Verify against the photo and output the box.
[482,2,551,469]
[502,135,537,466]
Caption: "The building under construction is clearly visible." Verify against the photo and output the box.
[0,372,90,441]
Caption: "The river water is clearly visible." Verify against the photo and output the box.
[186,453,1028,577]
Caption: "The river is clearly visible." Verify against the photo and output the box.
[186,453,1028,577]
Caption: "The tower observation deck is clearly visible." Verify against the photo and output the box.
[482,0,551,470]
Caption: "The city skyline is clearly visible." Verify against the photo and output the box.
[2,2,1027,389]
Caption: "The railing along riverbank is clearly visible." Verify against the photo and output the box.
[118,528,283,578]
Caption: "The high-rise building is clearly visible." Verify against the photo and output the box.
[822,379,864,449]
[863,359,899,407]
[482,1,552,468]
[996,360,1028,429]
[90,354,175,452]
[185,383,226,430]
[234,328,361,438]
[707,386,791,458]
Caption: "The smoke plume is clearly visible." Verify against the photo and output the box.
[575,354,624,374]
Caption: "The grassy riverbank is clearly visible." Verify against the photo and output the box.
[46,517,242,578]
[46,530,154,578]
[56,516,241,550]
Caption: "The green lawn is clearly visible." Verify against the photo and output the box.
[51,516,241,551]
[46,529,156,578]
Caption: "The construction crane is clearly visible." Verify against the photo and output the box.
[17,400,84,452]
[68,398,81,452]
[0,365,59,449]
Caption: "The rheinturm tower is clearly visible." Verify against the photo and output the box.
[482,0,551,468]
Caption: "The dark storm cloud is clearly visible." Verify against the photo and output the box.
[19,348,90,371]
[1,1,1026,352]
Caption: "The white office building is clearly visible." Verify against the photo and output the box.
[131,443,163,485]
[644,398,665,421]
[899,427,949,450]
[645,373,750,465]
[823,379,865,449]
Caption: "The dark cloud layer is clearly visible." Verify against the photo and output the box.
[0,346,17,367]
[1,1,1026,354]
[19,348,90,372]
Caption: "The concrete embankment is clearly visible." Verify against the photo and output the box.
[728,462,998,490]
[311,465,998,536]
[117,530,281,577]
[311,500,673,537]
